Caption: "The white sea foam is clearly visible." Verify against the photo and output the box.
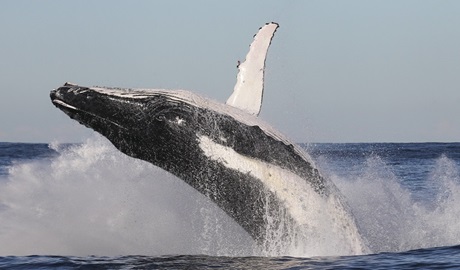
[328,155,460,253]
[0,135,253,256]
[0,137,459,257]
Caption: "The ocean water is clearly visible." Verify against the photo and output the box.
[0,137,459,269]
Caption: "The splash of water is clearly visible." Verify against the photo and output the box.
[331,155,460,253]
[0,136,253,256]
[0,137,459,256]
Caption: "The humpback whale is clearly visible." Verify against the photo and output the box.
[50,23,366,254]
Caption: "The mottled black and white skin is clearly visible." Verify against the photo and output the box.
[50,23,367,254]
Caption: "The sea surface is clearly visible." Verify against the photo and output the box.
[0,137,459,269]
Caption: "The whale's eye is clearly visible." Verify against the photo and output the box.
[155,114,166,121]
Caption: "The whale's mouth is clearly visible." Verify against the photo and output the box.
[50,89,127,130]
[50,90,81,117]
[52,99,77,110]
[51,98,79,114]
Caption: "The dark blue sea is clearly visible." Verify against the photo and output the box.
[1,137,459,269]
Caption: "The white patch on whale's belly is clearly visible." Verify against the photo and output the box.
[198,135,322,225]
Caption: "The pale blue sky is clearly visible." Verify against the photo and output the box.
[1,1,459,143]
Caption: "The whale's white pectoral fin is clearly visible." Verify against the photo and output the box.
[226,22,279,116]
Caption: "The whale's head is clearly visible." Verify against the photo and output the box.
[50,83,205,164]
